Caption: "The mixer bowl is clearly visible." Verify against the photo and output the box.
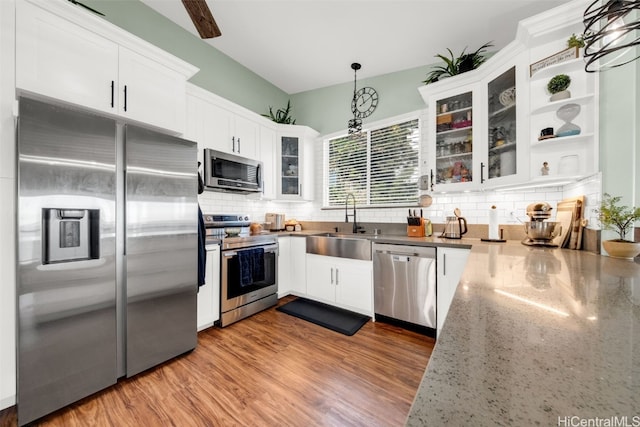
[524,221,561,240]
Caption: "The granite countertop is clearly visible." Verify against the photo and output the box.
[405,241,640,426]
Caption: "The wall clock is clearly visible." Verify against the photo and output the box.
[351,87,379,119]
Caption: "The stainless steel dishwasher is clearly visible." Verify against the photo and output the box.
[373,243,436,332]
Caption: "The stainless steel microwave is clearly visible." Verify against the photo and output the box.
[203,149,263,193]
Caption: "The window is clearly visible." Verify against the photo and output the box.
[326,118,420,207]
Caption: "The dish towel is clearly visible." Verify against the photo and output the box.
[238,247,265,286]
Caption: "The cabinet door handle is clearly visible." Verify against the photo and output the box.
[480,162,485,184]
[299,184,302,197]
[335,268,339,285]
[443,253,446,276]
[232,136,235,152]
[123,85,128,112]
[110,80,114,108]
[330,267,334,284]
[237,138,241,153]
[430,168,434,191]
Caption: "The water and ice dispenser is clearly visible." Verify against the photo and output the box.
[42,208,100,264]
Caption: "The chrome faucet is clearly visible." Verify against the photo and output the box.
[345,193,362,233]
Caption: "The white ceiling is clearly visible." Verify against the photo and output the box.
[141,0,573,94]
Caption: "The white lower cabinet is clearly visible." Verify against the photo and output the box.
[436,247,470,335]
[278,236,307,297]
[197,245,220,331]
[277,237,292,296]
[305,253,372,315]
[289,237,307,296]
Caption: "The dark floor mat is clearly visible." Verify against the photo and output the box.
[276,297,370,336]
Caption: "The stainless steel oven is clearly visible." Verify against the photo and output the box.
[203,214,278,327]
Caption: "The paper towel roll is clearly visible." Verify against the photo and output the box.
[488,206,499,240]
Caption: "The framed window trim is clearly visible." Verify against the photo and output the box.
[322,111,423,209]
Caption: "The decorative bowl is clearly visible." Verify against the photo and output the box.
[499,87,516,107]
[225,227,241,237]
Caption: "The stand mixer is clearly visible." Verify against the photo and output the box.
[521,202,561,247]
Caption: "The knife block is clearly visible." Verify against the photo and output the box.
[407,224,425,237]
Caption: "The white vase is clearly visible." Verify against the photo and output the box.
[550,90,571,102]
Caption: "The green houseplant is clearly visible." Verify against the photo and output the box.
[423,42,493,85]
[597,193,640,259]
[567,33,585,49]
[262,100,296,124]
[547,74,571,101]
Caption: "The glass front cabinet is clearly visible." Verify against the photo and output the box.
[421,52,527,192]
[276,125,318,201]
[485,65,522,185]
[434,90,475,189]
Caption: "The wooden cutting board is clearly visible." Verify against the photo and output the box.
[552,196,584,249]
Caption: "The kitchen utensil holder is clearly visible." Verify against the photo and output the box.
[407,224,425,237]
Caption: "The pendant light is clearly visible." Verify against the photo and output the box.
[583,0,640,72]
[348,62,363,137]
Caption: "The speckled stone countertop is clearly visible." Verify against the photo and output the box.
[405,240,640,426]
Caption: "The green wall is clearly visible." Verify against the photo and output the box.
[83,0,288,115]
[291,66,432,135]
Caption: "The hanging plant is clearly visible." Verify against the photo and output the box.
[423,41,493,85]
[262,100,296,124]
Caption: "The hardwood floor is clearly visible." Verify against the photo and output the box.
[0,297,434,427]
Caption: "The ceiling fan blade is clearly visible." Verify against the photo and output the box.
[181,0,221,39]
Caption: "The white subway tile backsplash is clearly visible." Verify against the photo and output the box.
[200,149,600,227]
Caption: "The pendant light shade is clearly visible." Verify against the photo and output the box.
[583,0,640,72]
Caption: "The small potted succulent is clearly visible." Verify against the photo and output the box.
[597,193,640,259]
[547,74,572,101]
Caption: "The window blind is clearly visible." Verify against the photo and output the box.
[327,118,420,207]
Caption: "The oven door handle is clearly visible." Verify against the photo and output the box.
[222,244,278,257]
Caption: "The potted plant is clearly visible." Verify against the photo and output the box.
[262,100,296,124]
[423,42,493,85]
[547,74,571,101]
[597,193,640,259]
[567,33,585,49]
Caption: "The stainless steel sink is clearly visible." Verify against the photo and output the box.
[306,233,372,261]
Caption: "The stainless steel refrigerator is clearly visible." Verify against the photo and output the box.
[16,97,198,425]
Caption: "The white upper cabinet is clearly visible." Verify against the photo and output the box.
[420,47,528,193]
[258,125,277,200]
[16,0,119,114]
[117,47,188,134]
[186,84,260,160]
[418,0,598,192]
[15,0,198,134]
[276,125,318,201]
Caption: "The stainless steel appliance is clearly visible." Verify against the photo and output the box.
[203,148,263,193]
[373,243,436,335]
[203,214,278,327]
[522,202,561,247]
[16,98,198,426]
[265,212,285,231]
